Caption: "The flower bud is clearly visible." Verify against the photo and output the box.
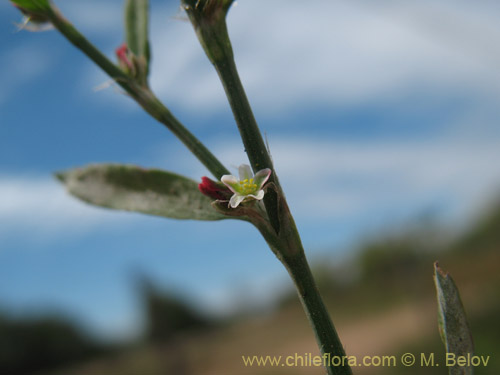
[115,43,135,73]
[198,176,232,201]
[12,1,52,31]
[181,0,235,64]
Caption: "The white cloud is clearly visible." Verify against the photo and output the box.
[7,1,500,113]
[289,139,499,219]
[143,0,500,113]
[196,134,500,227]
[74,0,500,118]
[0,175,130,242]
[3,131,497,248]
[4,0,500,243]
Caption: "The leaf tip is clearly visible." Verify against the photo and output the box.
[434,261,446,277]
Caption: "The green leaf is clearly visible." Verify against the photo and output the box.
[56,164,232,221]
[434,262,474,375]
[124,0,150,65]
[11,0,50,10]
[11,0,50,12]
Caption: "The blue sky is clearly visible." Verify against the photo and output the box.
[1,0,500,341]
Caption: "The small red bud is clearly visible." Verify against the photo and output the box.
[198,177,232,200]
[115,43,134,71]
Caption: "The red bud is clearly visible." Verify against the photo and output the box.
[198,176,232,200]
[115,43,134,71]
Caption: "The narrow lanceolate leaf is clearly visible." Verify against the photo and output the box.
[434,262,474,375]
[125,0,150,64]
[56,164,229,221]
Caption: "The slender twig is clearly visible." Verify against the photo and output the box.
[213,57,282,234]
[183,0,281,234]
[45,4,229,179]
[285,253,352,375]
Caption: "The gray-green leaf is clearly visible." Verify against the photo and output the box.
[56,164,230,221]
[434,262,474,375]
[125,0,150,66]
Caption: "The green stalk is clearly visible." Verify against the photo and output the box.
[285,253,351,375]
[183,0,281,233]
[214,57,282,233]
[255,219,351,375]
[183,2,352,374]
[44,4,229,179]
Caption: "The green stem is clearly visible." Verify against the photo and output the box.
[259,207,352,375]
[45,5,229,179]
[255,221,352,375]
[213,57,282,233]
[285,253,352,375]
[184,3,281,233]
[213,58,272,177]
[183,3,352,374]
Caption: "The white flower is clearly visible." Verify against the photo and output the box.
[221,164,271,208]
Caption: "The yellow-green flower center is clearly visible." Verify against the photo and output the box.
[238,178,258,195]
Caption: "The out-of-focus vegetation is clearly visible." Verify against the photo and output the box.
[0,313,109,375]
[139,277,212,343]
[2,201,499,375]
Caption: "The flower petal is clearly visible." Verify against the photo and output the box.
[221,174,240,193]
[229,194,246,208]
[254,168,271,188]
[249,190,265,200]
[238,164,253,181]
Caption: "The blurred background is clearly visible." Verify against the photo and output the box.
[1,0,499,374]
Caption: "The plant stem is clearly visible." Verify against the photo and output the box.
[254,211,352,375]
[183,4,353,373]
[213,57,282,233]
[183,2,281,232]
[285,252,352,375]
[45,4,229,179]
